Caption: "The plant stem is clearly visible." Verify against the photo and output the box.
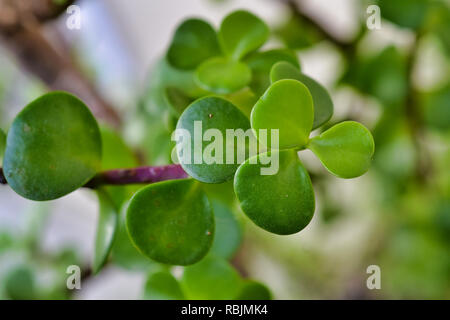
[0,164,190,189]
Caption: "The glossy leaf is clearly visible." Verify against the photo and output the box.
[143,270,185,300]
[209,200,242,259]
[195,57,251,94]
[164,86,193,115]
[3,91,102,201]
[176,97,252,183]
[271,62,333,129]
[246,49,300,95]
[167,18,220,70]
[181,256,242,299]
[218,10,269,60]
[236,280,272,300]
[308,121,375,178]
[126,179,214,265]
[0,128,5,163]
[93,189,118,274]
[234,149,315,235]
[251,79,313,150]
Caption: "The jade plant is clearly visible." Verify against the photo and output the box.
[0,10,374,300]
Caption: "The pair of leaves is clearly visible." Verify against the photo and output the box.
[3,92,102,201]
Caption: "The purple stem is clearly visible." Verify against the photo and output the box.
[0,164,190,188]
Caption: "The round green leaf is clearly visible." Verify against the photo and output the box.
[3,91,102,201]
[181,256,242,299]
[176,96,252,183]
[219,10,269,60]
[0,128,5,163]
[236,280,272,300]
[5,266,36,300]
[93,189,118,274]
[234,149,315,235]
[195,57,251,94]
[251,79,313,150]
[246,49,300,95]
[271,62,333,129]
[167,18,220,70]
[126,179,214,265]
[209,200,242,259]
[308,121,375,178]
[143,270,185,300]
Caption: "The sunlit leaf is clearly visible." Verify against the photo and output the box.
[219,10,269,60]
[236,280,272,300]
[181,255,242,299]
[143,270,185,300]
[176,97,252,183]
[234,149,315,235]
[251,79,313,150]
[167,18,220,70]
[195,57,251,94]
[270,62,333,129]
[3,92,102,201]
[126,179,214,265]
[308,121,375,178]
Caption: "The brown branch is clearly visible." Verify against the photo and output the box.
[0,0,122,127]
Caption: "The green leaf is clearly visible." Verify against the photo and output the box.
[219,10,269,60]
[423,85,450,132]
[209,200,242,259]
[126,179,214,265]
[236,280,272,300]
[378,0,429,30]
[308,121,375,178]
[5,266,36,300]
[270,62,333,129]
[3,91,102,201]
[195,57,251,94]
[0,128,5,163]
[246,49,300,95]
[164,86,193,115]
[143,270,185,300]
[176,96,252,183]
[93,189,118,274]
[181,256,242,299]
[167,18,220,70]
[251,79,313,150]
[234,149,315,235]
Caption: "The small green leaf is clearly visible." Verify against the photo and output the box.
[181,256,242,299]
[93,189,118,274]
[167,18,220,70]
[176,96,252,183]
[246,49,300,95]
[234,149,315,235]
[308,121,375,178]
[271,62,333,129]
[164,86,193,115]
[3,92,102,201]
[143,270,185,300]
[126,179,214,265]
[251,79,313,150]
[5,266,36,300]
[209,200,242,259]
[195,57,251,94]
[0,128,5,163]
[219,10,269,60]
[236,280,272,300]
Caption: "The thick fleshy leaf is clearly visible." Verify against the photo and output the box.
[308,121,375,178]
[3,92,101,201]
[164,87,193,115]
[195,57,251,94]
[209,200,242,259]
[251,79,313,150]
[167,19,220,70]
[246,49,300,95]
[181,256,242,299]
[126,179,214,265]
[143,270,185,300]
[176,97,252,183]
[271,62,333,129]
[236,280,272,300]
[218,10,269,60]
[234,149,315,235]
[93,189,118,274]
[0,128,5,163]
